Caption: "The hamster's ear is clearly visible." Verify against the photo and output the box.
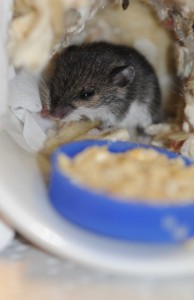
[109,65,135,87]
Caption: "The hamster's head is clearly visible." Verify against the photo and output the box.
[47,44,135,123]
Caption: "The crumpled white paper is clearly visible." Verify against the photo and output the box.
[1,70,54,152]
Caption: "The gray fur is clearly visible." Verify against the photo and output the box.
[45,42,162,134]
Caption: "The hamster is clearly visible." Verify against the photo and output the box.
[44,42,161,138]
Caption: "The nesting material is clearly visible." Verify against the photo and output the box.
[8,0,108,71]
[147,0,194,155]
[7,0,194,159]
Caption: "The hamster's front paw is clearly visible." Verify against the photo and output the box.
[128,127,152,145]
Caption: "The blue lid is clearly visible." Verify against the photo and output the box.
[49,140,194,243]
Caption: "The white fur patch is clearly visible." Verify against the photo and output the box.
[63,106,117,126]
[118,100,152,130]
[63,101,152,132]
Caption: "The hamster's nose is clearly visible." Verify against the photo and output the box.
[49,106,73,119]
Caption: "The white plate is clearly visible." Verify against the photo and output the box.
[0,129,194,278]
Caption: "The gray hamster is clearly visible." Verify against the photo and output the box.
[44,42,161,137]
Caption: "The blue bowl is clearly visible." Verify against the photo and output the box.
[49,140,194,243]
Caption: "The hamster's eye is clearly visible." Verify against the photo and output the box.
[79,90,95,100]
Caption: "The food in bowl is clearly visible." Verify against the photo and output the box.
[58,146,194,203]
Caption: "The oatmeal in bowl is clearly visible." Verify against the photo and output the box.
[49,140,194,243]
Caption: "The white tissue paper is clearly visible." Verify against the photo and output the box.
[2,70,53,152]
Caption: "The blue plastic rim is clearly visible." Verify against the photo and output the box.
[49,140,194,244]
